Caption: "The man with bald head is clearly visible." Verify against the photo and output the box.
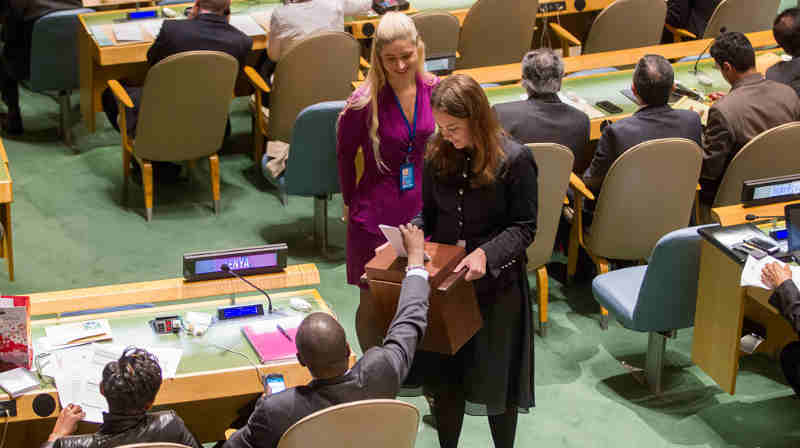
[224,224,430,448]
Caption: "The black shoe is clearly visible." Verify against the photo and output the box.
[0,112,23,135]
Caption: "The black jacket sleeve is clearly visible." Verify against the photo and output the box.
[665,0,691,29]
[769,280,800,336]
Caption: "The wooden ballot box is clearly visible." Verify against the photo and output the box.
[365,242,482,354]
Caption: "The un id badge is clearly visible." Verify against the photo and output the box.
[400,162,415,191]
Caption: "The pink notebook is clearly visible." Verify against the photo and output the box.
[241,325,299,363]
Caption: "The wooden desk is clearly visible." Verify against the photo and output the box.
[0,139,14,281]
[458,30,776,85]
[83,0,156,8]
[692,206,797,395]
[713,200,800,226]
[4,264,358,446]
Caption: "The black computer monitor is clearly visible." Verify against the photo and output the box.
[786,203,800,253]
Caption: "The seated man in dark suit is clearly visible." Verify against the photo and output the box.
[762,262,800,397]
[42,347,201,448]
[493,49,591,174]
[767,7,800,97]
[662,0,720,42]
[102,0,252,139]
[224,224,431,448]
[700,32,800,203]
[0,0,82,135]
[582,54,702,195]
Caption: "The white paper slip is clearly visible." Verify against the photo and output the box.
[244,315,304,333]
[112,22,145,42]
[141,19,165,39]
[44,319,112,348]
[558,91,606,119]
[0,367,40,398]
[740,255,800,290]
[378,224,431,260]
[230,14,266,36]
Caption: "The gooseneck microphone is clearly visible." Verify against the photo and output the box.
[745,214,784,221]
[692,27,726,76]
[220,264,274,313]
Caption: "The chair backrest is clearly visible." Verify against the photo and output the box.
[589,138,702,260]
[277,399,420,448]
[703,0,781,38]
[29,8,95,92]
[631,225,713,332]
[525,143,574,269]
[116,444,192,448]
[135,51,238,161]
[412,11,460,59]
[270,31,360,144]
[456,0,540,70]
[583,0,666,54]
[713,121,800,207]
[286,101,345,197]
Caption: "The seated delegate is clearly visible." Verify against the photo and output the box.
[768,7,800,97]
[223,224,431,448]
[762,262,800,397]
[43,348,201,448]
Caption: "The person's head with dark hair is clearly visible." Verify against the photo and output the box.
[191,0,231,18]
[774,8,800,57]
[710,31,757,85]
[100,347,162,415]
[296,313,351,379]
[631,55,674,106]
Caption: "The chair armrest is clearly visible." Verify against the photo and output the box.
[107,80,134,109]
[360,57,371,70]
[664,24,696,42]
[225,428,236,440]
[570,173,595,202]
[244,66,271,93]
[564,196,569,206]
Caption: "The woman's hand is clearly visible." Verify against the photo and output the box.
[455,248,487,281]
[47,404,85,441]
[762,262,793,289]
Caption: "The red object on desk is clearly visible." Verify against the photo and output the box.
[241,325,298,363]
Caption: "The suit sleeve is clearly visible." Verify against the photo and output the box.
[700,105,734,183]
[223,399,282,448]
[365,274,430,388]
[769,280,800,336]
[479,145,538,278]
[582,125,616,194]
[336,99,368,206]
[147,21,172,66]
[665,0,691,28]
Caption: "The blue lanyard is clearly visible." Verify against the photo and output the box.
[392,88,418,156]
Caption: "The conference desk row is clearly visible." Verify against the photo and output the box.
[3,264,355,447]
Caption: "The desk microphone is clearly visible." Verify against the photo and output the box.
[220,264,274,313]
[745,214,784,221]
[692,27,726,81]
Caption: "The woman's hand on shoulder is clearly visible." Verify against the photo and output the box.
[455,248,487,281]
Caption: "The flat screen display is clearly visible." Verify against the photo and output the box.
[219,304,263,319]
[195,253,278,275]
[753,180,800,200]
[788,205,800,252]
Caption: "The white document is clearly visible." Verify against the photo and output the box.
[378,224,430,260]
[229,14,267,36]
[44,319,112,348]
[244,315,304,333]
[141,19,165,39]
[112,23,145,42]
[0,367,40,398]
[740,255,800,290]
[557,91,606,119]
[250,9,275,31]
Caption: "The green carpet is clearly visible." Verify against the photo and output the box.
[2,84,799,447]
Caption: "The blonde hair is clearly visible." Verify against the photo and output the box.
[351,12,426,172]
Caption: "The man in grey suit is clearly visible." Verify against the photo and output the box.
[700,32,800,203]
[224,224,430,448]
[767,8,800,97]
[582,55,702,195]
[493,49,591,174]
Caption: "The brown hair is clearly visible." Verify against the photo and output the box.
[195,0,230,14]
[427,74,505,187]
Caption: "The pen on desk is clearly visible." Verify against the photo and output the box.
[276,324,293,342]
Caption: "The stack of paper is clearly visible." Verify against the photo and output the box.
[142,19,165,39]
[557,91,606,119]
[230,15,266,36]
[740,255,800,290]
[0,367,39,398]
[42,319,112,350]
[112,23,145,42]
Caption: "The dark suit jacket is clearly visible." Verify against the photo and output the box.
[582,104,702,194]
[766,57,800,99]
[493,93,591,174]
[43,411,201,448]
[665,0,720,38]
[770,280,800,336]
[8,0,82,21]
[223,274,430,448]
[120,13,252,135]
[700,74,800,202]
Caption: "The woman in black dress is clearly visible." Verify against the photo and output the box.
[412,74,538,448]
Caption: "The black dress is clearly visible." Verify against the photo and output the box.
[411,135,538,415]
